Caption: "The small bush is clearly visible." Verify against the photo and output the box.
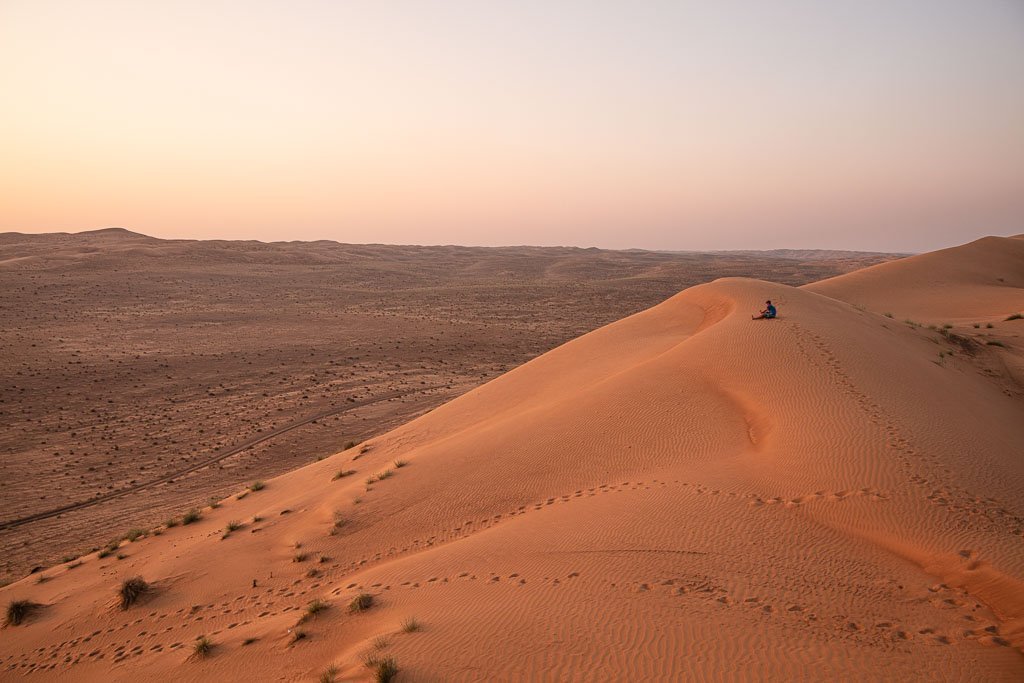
[288,629,307,645]
[225,520,242,532]
[119,576,149,609]
[365,476,377,486]
[165,517,180,528]
[333,469,355,481]
[375,658,398,683]
[249,481,265,491]
[349,593,373,613]
[182,509,201,525]
[5,600,40,626]
[401,616,422,633]
[123,529,147,542]
[393,460,408,468]
[1006,313,1022,321]
[319,665,340,683]
[293,553,309,563]
[193,635,213,658]
[67,560,83,569]
[301,598,329,622]
[208,498,221,509]
[377,469,393,480]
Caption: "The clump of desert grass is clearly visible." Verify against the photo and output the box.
[192,635,213,659]
[393,459,408,468]
[376,469,393,481]
[288,629,308,645]
[293,552,309,563]
[181,508,201,525]
[363,656,398,683]
[300,598,329,623]
[319,665,340,683]
[249,480,266,491]
[349,593,373,613]
[5,599,41,626]
[401,616,422,632]
[119,576,150,609]
[333,469,356,481]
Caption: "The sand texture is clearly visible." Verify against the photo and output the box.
[1,235,1022,681]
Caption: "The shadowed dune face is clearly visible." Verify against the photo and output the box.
[0,231,895,584]
[1,235,1023,681]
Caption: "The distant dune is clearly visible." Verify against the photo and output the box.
[1,235,1022,681]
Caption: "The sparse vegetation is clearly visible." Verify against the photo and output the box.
[374,658,398,682]
[349,593,373,613]
[208,497,221,509]
[987,323,995,329]
[319,665,340,683]
[225,520,242,532]
[165,517,180,528]
[883,312,893,318]
[333,469,356,481]
[288,629,308,645]
[305,568,320,578]
[301,598,329,622]
[66,560,83,569]
[119,576,150,609]
[182,509,201,525]
[242,637,257,646]
[393,459,408,468]
[401,616,422,633]
[5,600,40,626]
[376,469,393,481]
[193,635,213,658]
[249,480,265,491]
[1006,313,1022,321]
[123,528,147,542]
[372,635,389,649]
[344,441,357,450]
[973,323,981,328]
[293,552,309,563]
[365,475,377,486]
[252,515,263,523]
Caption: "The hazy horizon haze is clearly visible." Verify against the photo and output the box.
[2,0,1022,252]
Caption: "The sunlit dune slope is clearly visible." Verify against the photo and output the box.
[2,245,1024,681]
[804,234,1024,322]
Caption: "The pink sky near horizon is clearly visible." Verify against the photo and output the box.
[1,1,1023,252]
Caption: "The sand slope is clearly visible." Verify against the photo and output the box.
[2,238,1023,681]
[805,234,1024,322]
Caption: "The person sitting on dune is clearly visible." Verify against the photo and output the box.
[752,300,777,320]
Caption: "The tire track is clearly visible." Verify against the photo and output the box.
[0,384,447,531]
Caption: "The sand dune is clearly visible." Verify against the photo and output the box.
[805,234,1024,322]
[2,236,1023,680]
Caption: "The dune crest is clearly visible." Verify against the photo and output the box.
[2,238,1023,680]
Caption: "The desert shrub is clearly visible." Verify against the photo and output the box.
[119,576,149,609]
[208,498,221,509]
[376,469,393,481]
[182,509,201,525]
[193,636,213,658]
[1006,313,1022,321]
[393,460,408,468]
[289,629,307,645]
[165,517,180,528]
[225,520,242,532]
[123,529,147,542]
[319,665,340,683]
[242,637,257,646]
[349,593,373,613]
[293,553,309,563]
[401,616,422,633]
[5,600,40,626]
[249,481,265,491]
[333,469,355,481]
[302,598,329,622]
[374,658,398,682]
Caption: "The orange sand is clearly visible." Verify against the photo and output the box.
[2,235,1023,681]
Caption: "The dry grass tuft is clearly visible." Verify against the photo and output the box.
[192,635,213,658]
[401,616,422,633]
[349,593,373,613]
[119,576,150,609]
[5,600,41,626]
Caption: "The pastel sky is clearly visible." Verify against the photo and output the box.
[2,1,1022,251]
